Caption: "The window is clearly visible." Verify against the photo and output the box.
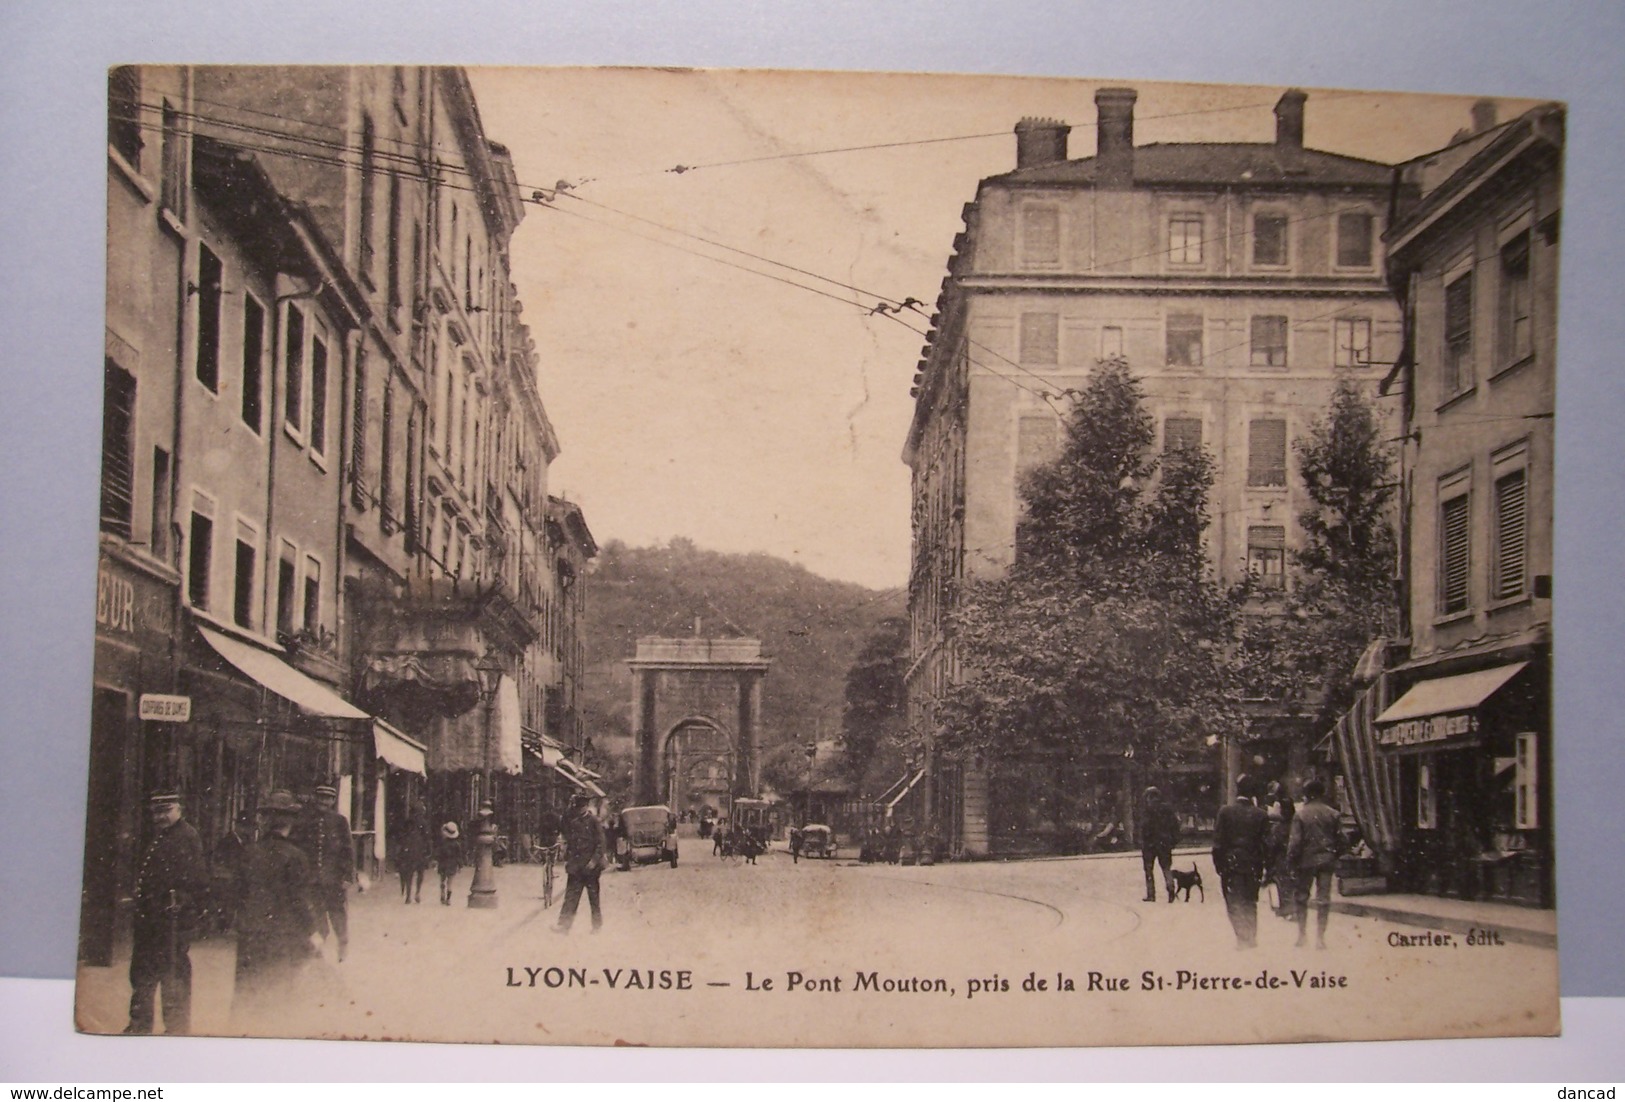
[1168,215,1203,265]
[241,296,265,431]
[1336,212,1374,268]
[150,448,171,560]
[1016,414,1060,476]
[404,411,420,549]
[194,244,222,391]
[1334,317,1373,369]
[1253,212,1288,266]
[1019,312,1058,365]
[1021,206,1060,267]
[350,346,368,501]
[283,305,305,434]
[159,100,187,217]
[1499,231,1532,365]
[1164,417,1202,454]
[1100,326,1123,359]
[187,503,214,610]
[359,115,376,278]
[1514,732,1538,830]
[1247,418,1287,487]
[1250,315,1288,368]
[1247,525,1287,589]
[276,542,297,638]
[1439,489,1471,615]
[380,381,395,524]
[303,556,322,633]
[1417,759,1438,830]
[386,173,403,312]
[108,66,142,168]
[1166,313,1202,367]
[1493,466,1528,601]
[309,333,329,457]
[1444,272,1474,395]
[100,360,137,538]
[233,522,257,629]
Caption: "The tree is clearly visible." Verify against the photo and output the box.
[838,617,910,785]
[937,358,1242,832]
[1239,380,1397,725]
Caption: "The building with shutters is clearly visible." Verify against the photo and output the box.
[1372,101,1561,906]
[902,87,1403,857]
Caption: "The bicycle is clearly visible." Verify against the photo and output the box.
[540,842,562,908]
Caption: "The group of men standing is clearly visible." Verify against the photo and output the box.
[1210,775,1344,950]
[123,783,354,1036]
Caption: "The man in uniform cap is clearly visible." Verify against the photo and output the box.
[292,781,354,962]
[233,790,317,1018]
[1212,774,1271,949]
[553,793,608,934]
[124,791,208,1034]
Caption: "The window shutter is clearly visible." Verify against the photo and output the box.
[1494,470,1527,599]
[1441,494,1471,613]
[1164,417,1202,453]
[99,361,137,538]
[1247,419,1287,486]
[1020,313,1059,365]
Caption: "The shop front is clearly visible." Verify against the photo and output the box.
[1375,657,1552,907]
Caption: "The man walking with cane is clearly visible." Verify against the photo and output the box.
[124,791,208,1035]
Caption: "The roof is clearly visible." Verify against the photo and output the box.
[990,142,1393,190]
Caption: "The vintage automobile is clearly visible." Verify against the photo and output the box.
[800,823,835,859]
[615,804,679,871]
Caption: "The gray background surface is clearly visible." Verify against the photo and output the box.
[1,0,1620,1007]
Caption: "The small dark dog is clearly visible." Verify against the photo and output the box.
[1167,865,1204,902]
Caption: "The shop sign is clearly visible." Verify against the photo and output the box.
[139,694,192,722]
[95,565,137,634]
[1378,711,1479,749]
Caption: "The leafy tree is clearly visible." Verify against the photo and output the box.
[938,358,1242,785]
[838,617,910,785]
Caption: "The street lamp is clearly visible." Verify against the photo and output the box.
[468,649,505,909]
[804,740,817,823]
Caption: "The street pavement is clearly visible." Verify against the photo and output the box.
[75,841,1560,1048]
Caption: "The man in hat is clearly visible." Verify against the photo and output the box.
[1286,778,1345,949]
[1212,774,1271,949]
[292,782,354,962]
[554,794,608,934]
[125,791,208,1034]
[234,790,317,1016]
[1138,787,1181,903]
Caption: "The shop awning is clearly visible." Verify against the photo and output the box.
[374,720,427,776]
[553,758,605,797]
[1376,662,1528,726]
[883,769,925,812]
[198,625,368,720]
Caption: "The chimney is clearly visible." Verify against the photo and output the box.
[1014,117,1070,169]
[1094,87,1138,188]
[1471,98,1498,134]
[1275,89,1307,148]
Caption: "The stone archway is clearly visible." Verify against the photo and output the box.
[660,718,733,816]
[627,637,770,807]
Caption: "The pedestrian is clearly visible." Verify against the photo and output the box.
[1286,778,1345,949]
[210,811,253,934]
[393,804,432,904]
[789,824,803,864]
[713,819,727,857]
[1138,787,1180,903]
[1212,774,1270,949]
[233,791,318,1020]
[435,822,463,905]
[292,782,354,962]
[124,791,209,1035]
[1262,779,1296,916]
[553,794,608,934]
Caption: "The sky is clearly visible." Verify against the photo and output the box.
[466,69,1540,589]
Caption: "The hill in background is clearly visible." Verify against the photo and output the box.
[579,538,905,798]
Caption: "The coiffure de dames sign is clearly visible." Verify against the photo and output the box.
[1378,711,1481,749]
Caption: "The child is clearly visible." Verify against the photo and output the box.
[435,822,463,905]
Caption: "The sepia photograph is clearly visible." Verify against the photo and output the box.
[73,62,1564,1049]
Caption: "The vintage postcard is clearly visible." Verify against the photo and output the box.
[78,66,1560,1047]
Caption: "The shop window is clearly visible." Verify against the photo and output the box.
[1336,212,1374,268]
[1493,462,1528,601]
[241,295,265,432]
[1020,312,1059,365]
[1166,313,1203,367]
[1247,418,1287,487]
[1439,488,1472,615]
[1168,215,1202,265]
[1444,272,1474,396]
[100,360,137,539]
[1099,325,1123,360]
[1247,525,1286,588]
[1250,315,1288,368]
[193,243,222,392]
[187,504,214,610]
[1334,317,1373,369]
[1253,212,1288,266]
[1163,416,1202,454]
[1514,732,1538,830]
[1499,231,1532,366]
[108,66,142,168]
[1021,206,1060,267]
[1417,760,1438,829]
